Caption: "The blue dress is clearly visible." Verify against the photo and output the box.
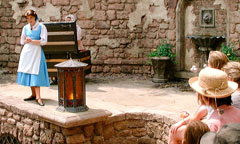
[17,24,50,87]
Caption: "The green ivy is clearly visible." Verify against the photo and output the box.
[220,43,238,61]
[148,40,176,63]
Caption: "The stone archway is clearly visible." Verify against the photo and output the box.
[175,0,230,77]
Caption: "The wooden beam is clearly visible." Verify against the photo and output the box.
[46,56,90,63]
[48,31,74,36]
[46,41,75,45]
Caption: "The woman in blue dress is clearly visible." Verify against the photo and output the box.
[17,9,49,106]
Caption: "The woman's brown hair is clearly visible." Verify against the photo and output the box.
[208,51,229,69]
[24,9,37,20]
[183,120,210,144]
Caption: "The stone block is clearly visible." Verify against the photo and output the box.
[13,114,21,121]
[103,125,114,140]
[40,129,53,144]
[7,62,18,68]
[52,0,70,6]
[79,21,94,29]
[88,0,95,9]
[7,118,16,125]
[138,137,155,144]
[0,108,6,116]
[66,134,86,143]
[121,66,132,73]
[70,0,82,5]
[33,122,40,135]
[115,29,128,38]
[93,11,107,21]
[109,0,120,3]
[52,132,64,144]
[93,136,104,144]
[62,127,83,136]
[94,122,103,136]
[113,121,128,131]
[104,59,121,64]
[18,132,23,143]
[7,111,13,118]
[0,55,9,61]
[95,21,111,29]
[16,122,24,131]
[69,6,78,13]
[23,118,33,125]
[23,124,34,137]
[125,4,135,12]
[117,11,129,20]
[32,0,43,7]
[92,60,104,64]
[116,129,132,137]
[132,128,146,137]
[103,66,111,72]
[167,30,176,41]
[50,124,61,133]
[126,112,142,120]
[84,125,94,137]
[127,119,145,128]
[107,10,116,20]
[108,4,124,10]
[82,40,95,46]
[5,36,16,45]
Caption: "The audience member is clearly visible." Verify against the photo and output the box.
[183,120,210,144]
[200,123,240,144]
[222,61,240,109]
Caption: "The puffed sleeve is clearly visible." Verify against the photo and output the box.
[77,25,82,40]
[40,24,48,46]
[20,26,26,45]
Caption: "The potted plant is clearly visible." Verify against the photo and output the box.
[220,43,239,61]
[148,40,176,83]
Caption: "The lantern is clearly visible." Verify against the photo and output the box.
[55,59,88,112]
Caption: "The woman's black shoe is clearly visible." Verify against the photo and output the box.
[24,96,36,101]
[36,99,45,106]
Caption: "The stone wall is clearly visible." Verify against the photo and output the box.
[0,104,175,144]
[0,0,176,76]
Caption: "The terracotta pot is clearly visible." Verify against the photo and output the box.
[151,56,170,83]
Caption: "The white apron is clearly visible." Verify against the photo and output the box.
[17,43,41,75]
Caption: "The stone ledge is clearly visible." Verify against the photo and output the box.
[0,97,112,128]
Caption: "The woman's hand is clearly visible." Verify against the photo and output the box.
[25,37,32,44]
[170,121,183,134]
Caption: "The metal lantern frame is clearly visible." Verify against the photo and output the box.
[55,59,88,113]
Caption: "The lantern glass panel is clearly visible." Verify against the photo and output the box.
[75,71,83,100]
[59,70,64,99]
[65,71,74,100]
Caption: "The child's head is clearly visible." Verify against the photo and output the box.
[183,120,210,144]
[222,61,240,85]
[208,51,229,69]
[189,67,237,109]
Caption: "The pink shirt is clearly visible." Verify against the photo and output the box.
[206,105,240,132]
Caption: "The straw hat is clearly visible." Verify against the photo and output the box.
[189,67,238,98]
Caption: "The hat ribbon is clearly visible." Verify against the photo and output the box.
[202,82,225,95]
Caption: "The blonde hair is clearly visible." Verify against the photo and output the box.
[183,120,210,144]
[208,51,229,69]
[222,61,240,85]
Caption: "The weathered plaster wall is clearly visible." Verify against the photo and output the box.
[127,0,169,31]
[9,0,60,24]
[184,5,196,70]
